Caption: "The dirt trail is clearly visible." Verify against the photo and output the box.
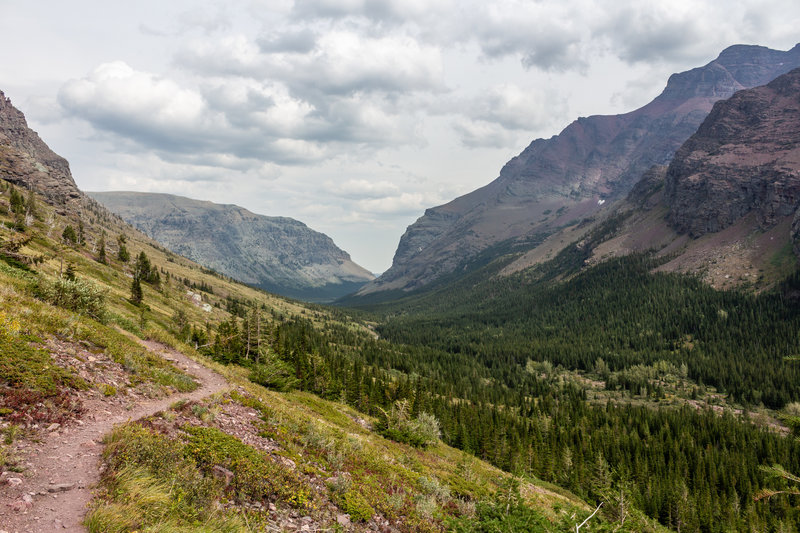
[0,341,230,533]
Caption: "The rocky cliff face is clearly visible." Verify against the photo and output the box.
[364,44,800,295]
[0,90,81,204]
[665,68,800,239]
[89,192,374,302]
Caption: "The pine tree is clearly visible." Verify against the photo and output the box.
[97,232,107,264]
[117,234,130,262]
[78,220,85,245]
[62,225,78,245]
[130,276,143,305]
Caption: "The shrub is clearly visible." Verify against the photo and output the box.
[32,275,107,322]
[183,425,311,507]
[248,352,298,392]
[376,400,441,448]
[88,424,246,532]
[334,489,374,522]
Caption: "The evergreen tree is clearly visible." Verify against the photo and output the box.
[97,231,107,264]
[78,220,86,245]
[62,225,78,245]
[130,276,143,305]
[117,234,130,263]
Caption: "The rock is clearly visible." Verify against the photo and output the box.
[0,90,82,204]
[277,456,297,470]
[7,494,35,512]
[337,514,351,526]
[7,477,23,486]
[211,465,234,487]
[47,483,76,493]
[88,191,375,303]
[358,44,800,295]
[665,68,800,242]
[46,423,60,432]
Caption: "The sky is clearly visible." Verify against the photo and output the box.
[1,1,798,273]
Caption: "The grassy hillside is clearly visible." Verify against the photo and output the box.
[0,179,663,532]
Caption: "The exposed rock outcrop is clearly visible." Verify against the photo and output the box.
[363,44,800,296]
[0,90,81,204]
[665,68,800,240]
[89,192,374,302]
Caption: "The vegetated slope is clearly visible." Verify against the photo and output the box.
[89,191,374,303]
[0,89,626,532]
[356,251,800,530]
[360,43,800,298]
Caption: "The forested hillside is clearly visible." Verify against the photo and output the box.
[337,252,800,531]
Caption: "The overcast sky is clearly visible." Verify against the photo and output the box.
[1,1,798,272]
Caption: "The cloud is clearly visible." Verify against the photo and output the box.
[357,192,428,214]
[57,60,426,171]
[452,119,519,149]
[326,178,401,199]
[178,29,445,98]
[257,29,317,53]
[448,83,567,148]
[595,2,714,64]
[58,61,209,146]
[472,84,567,131]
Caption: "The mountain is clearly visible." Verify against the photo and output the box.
[88,191,374,302]
[0,90,81,205]
[360,43,800,297]
[665,68,800,237]
[498,67,800,292]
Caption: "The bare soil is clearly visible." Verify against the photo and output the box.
[0,340,229,533]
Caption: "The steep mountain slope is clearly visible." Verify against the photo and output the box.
[665,67,800,237]
[361,43,800,297]
[0,90,81,205]
[501,68,800,291]
[88,191,374,302]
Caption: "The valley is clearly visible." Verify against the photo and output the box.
[1,38,800,533]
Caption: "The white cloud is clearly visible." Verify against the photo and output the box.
[59,61,207,134]
[357,192,429,214]
[471,83,567,131]
[327,178,401,199]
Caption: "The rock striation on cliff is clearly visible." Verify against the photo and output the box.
[0,90,81,204]
[89,191,374,302]
[665,68,800,239]
[363,44,800,296]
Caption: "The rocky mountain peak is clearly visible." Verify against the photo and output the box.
[0,90,81,203]
[360,43,800,297]
[665,67,800,239]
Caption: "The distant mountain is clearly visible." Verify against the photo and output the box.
[360,43,800,297]
[88,191,374,302]
[0,90,81,205]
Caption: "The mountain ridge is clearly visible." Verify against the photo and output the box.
[88,191,374,303]
[361,43,800,297]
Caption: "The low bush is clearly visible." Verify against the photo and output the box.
[32,275,107,322]
[183,425,312,508]
[376,399,441,448]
